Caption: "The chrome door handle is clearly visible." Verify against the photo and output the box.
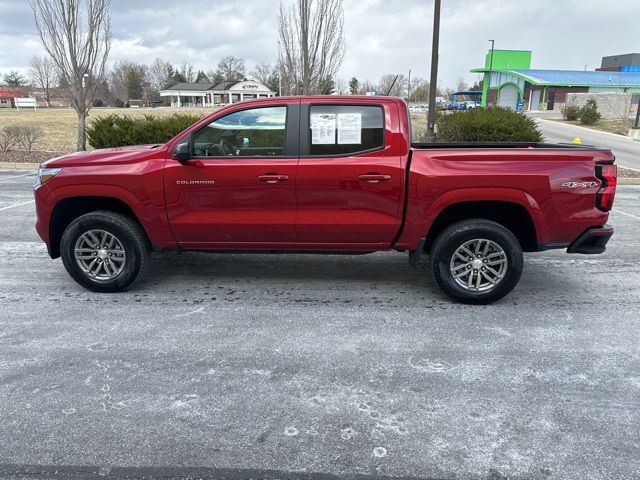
[258,174,289,184]
[358,174,391,183]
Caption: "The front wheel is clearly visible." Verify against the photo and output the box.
[60,211,150,292]
[429,219,523,304]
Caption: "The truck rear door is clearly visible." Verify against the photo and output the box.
[295,101,404,246]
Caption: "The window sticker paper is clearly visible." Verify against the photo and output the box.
[311,113,337,144]
[337,113,362,144]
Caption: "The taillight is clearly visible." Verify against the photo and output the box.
[595,163,617,211]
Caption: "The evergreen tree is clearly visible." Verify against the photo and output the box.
[348,77,359,95]
[3,70,28,86]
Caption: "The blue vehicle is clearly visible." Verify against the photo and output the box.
[449,90,482,110]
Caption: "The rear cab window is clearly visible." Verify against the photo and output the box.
[308,105,384,156]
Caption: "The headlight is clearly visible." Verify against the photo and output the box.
[33,167,62,189]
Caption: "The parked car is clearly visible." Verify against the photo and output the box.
[34,96,617,304]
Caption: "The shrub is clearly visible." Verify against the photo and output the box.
[87,113,203,149]
[0,125,21,151]
[579,98,601,125]
[561,100,581,121]
[435,107,543,142]
[0,124,43,152]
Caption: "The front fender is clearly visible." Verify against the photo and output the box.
[43,183,176,248]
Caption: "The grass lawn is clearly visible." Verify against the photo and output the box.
[0,106,431,152]
[410,114,428,142]
[552,117,634,136]
[0,107,214,152]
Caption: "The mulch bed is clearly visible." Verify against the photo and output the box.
[618,167,640,178]
[0,150,68,164]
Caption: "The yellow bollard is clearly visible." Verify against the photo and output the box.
[572,136,582,144]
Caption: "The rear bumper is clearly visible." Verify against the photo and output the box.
[567,224,613,254]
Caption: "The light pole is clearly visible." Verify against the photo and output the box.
[277,40,283,97]
[486,39,494,107]
[488,39,495,73]
[408,69,412,102]
[426,0,441,141]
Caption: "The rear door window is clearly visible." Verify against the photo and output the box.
[309,105,384,156]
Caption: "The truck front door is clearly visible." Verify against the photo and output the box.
[164,102,300,248]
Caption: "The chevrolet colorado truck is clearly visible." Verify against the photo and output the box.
[33,96,617,304]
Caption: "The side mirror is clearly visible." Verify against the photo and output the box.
[172,140,190,163]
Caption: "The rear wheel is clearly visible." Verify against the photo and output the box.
[60,211,150,292]
[429,219,523,304]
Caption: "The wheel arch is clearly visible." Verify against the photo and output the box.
[425,200,538,253]
[49,196,149,258]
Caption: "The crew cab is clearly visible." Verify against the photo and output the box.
[33,96,617,304]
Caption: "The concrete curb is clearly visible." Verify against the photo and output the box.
[0,162,39,171]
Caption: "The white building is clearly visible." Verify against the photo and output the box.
[159,80,276,107]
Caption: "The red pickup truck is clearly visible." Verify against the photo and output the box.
[33,96,617,303]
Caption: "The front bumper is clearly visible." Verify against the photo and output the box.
[567,224,613,254]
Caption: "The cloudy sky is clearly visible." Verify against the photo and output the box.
[0,0,637,88]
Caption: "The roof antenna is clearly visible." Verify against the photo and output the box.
[385,75,399,95]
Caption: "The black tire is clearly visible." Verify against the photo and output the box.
[429,219,523,304]
[60,211,150,292]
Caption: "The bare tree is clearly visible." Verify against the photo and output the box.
[211,56,246,83]
[456,76,469,92]
[28,56,56,107]
[178,62,196,83]
[378,74,407,97]
[358,79,376,95]
[108,61,147,104]
[277,0,345,95]
[30,0,111,151]
[250,62,275,86]
[148,58,174,91]
[409,78,430,102]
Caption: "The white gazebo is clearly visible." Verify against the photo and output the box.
[159,80,276,107]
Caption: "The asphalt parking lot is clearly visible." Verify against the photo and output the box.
[1,169,639,480]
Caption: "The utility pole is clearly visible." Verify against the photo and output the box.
[426,0,441,141]
[408,69,412,102]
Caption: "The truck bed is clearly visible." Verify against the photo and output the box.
[410,142,608,150]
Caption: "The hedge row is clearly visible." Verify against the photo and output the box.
[87,113,203,149]
[436,107,543,142]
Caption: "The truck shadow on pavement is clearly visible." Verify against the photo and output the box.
[0,464,447,480]
[137,250,583,306]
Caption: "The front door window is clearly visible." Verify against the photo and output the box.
[192,106,287,157]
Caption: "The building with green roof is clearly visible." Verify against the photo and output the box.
[471,49,640,110]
